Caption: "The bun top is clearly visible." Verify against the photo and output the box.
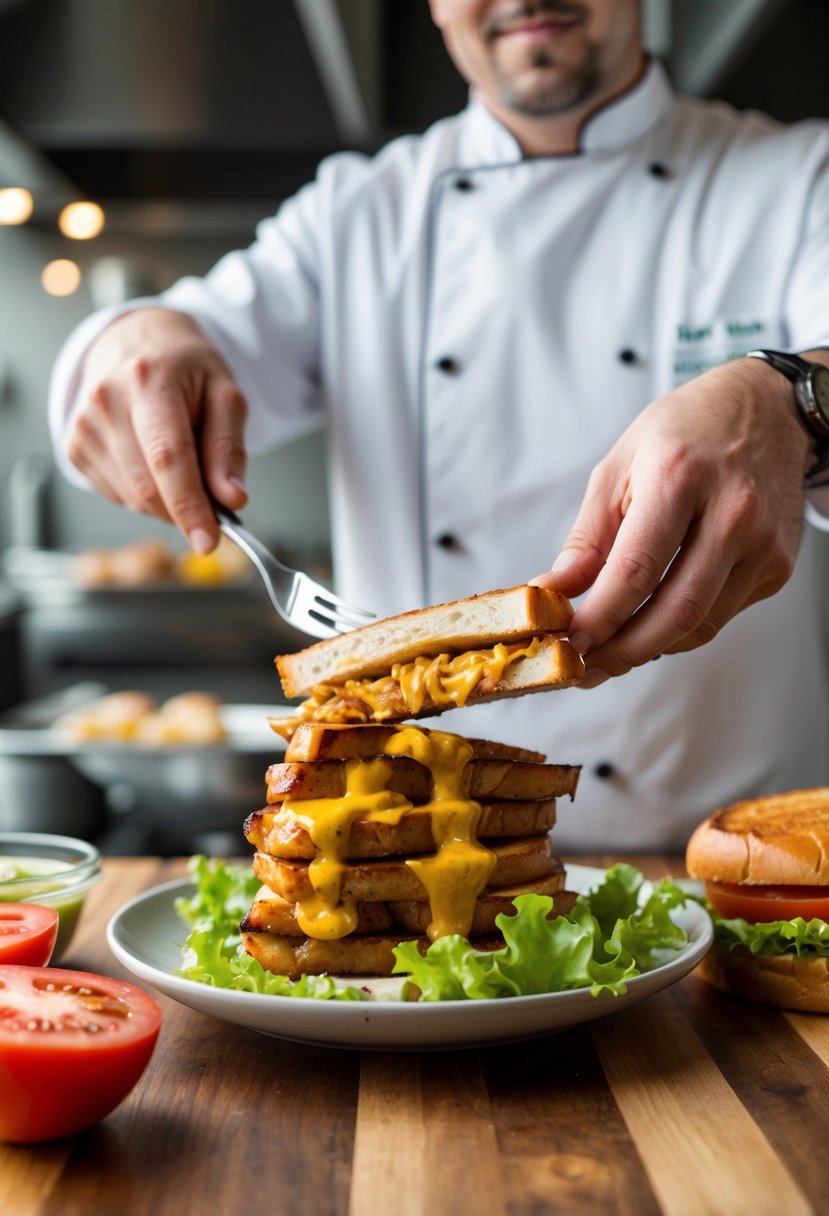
[686,788,829,886]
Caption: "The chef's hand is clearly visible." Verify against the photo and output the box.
[532,356,818,687]
[67,307,248,553]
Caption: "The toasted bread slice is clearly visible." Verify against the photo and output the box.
[269,636,584,736]
[252,834,556,904]
[265,757,580,805]
[241,875,574,946]
[241,886,394,936]
[276,584,574,698]
[685,788,829,885]
[244,800,558,860]
[388,876,575,934]
[283,722,545,765]
[241,928,504,979]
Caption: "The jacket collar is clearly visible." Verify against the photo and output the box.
[461,56,676,164]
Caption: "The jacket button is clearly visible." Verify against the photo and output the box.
[648,161,670,179]
[593,761,616,779]
[436,356,460,375]
[436,532,460,550]
[454,177,474,192]
[618,348,637,365]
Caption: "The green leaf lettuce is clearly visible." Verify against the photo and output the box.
[175,857,693,1003]
[677,887,829,961]
[391,863,691,1001]
[174,855,365,1000]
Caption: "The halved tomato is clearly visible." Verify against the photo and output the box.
[0,904,59,967]
[0,965,162,1142]
[705,881,829,925]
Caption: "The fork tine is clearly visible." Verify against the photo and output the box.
[304,608,352,636]
[304,600,372,635]
[314,607,370,634]
[290,579,375,637]
[312,593,376,628]
[212,499,375,639]
[302,609,347,638]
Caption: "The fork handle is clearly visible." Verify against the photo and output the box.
[210,499,291,577]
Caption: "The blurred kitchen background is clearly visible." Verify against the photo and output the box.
[0,0,827,853]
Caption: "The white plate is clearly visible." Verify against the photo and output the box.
[106,865,712,1050]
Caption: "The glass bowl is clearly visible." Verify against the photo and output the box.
[0,832,102,960]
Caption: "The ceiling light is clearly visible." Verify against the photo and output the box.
[0,187,34,225]
[41,258,82,297]
[58,200,105,240]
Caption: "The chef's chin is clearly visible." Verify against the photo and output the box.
[494,47,599,116]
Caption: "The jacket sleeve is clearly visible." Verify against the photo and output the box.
[48,179,327,488]
[785,132,829,527]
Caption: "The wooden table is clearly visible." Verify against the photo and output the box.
[4,855,829,1216]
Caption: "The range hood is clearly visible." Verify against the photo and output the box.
[0,0,824,224]
[0,0,466,217]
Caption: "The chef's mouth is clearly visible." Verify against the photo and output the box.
[485,3,584,42]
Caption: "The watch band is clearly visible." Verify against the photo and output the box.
[746,349,810,381]
[746,348,829,486]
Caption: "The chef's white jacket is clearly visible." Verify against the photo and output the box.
[50,60,829,849]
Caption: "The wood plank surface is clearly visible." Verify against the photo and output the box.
[482,1027,660,1216]
[350,1053,504,1216]
[593,990,811,1216]
[785,1010,829,1066]
[2,856,827,1216]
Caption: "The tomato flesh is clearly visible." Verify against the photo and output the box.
[0,905,58,967]
[0,965,162,1142]
[705,881,829,925]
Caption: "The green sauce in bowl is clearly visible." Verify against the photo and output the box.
[0,834,101,959]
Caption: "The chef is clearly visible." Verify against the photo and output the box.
[49,0,829,849]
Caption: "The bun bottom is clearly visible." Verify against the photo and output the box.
[695,945,829,1013]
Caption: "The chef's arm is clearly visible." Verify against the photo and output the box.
[532,350,829,685]
[49,174,327,553]
[60,306,249,554]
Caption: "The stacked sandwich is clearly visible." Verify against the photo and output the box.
[686,789,829,1012]
[240,585,585,979]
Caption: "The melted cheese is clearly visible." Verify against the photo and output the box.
[293,638,543,725]
[281,724,495,942]
[285,757,411,939]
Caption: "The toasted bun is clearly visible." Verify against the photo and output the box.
[695,944,829,1013]
[276,584,574,698]
[58,691,157,742]
[685,788,829,886]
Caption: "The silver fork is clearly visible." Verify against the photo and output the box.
[213,502,376,639]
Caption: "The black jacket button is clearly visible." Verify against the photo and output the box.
[618,348,637,365]
[648,162,670,179]
[436,356,460,375]
[454,177,474,192]
[594,761,616,779]
[436,532,459,550]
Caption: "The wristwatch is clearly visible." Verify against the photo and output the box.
[746,349,829,484]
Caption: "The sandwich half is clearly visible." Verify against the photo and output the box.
[271,584,583,737]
